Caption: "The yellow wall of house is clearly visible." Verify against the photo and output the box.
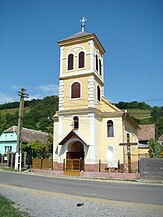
[138,148,149,155]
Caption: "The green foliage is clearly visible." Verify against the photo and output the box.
[148,139,162,158]
[0,95,58,134]
[115,101,151,110]
[25,139,51,158]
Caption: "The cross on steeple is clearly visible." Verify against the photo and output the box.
[80,17,87,32]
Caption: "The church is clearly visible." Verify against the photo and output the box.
[53,18,139,173]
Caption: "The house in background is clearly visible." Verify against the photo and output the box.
[138,124,155,158]
[0,126,48,156]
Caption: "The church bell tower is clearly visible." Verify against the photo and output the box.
[57,17,106,112]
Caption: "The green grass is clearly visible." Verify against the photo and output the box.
[2,167,15,172]
[0,107,30,116]
[0,194,24,217]
[0,108,18,115]
[127,109,151,120]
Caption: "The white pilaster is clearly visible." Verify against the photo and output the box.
[59,46,64,77]
[89,40,94,72]
[101,56,104,81]
[89,113,96,163]
[88,75,95,107]
[59,80,64,111]
[58,115,63,162]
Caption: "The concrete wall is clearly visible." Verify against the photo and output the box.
[139,158,163,180]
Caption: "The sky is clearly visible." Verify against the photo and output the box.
[0,0,163,107]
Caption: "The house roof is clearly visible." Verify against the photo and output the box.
[138,143,149,148]
[138,124,155,141]
[4,126,48,143]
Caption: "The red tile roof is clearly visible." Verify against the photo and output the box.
[138,124,155,141]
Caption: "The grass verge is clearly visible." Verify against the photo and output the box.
[0,194,28,217]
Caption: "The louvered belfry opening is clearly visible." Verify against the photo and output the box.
[79,51,84,68]
[68,54,74,70]
[71,82,80,99]
[96,54,98,71]
[97,85,101,101]
[99,59,102,75]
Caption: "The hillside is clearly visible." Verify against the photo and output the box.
[0,96,162,138]
[0,96,59,134]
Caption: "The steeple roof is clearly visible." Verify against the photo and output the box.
[59,31,93,41]
[58,31,106,54]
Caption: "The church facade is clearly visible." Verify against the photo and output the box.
[53,22,139,172]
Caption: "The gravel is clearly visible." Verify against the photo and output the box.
[0,184,162,217]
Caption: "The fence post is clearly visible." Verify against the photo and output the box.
[41,158,43,170]
[99,159,101,172]
[118,160,120,173]
[63,159,65,171]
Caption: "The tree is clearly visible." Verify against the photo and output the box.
[25,140,50,158]
[148,139,162,158]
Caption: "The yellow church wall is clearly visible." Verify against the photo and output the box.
[98,117,124,164]
[61,42,91,75]
[61,76,89,110]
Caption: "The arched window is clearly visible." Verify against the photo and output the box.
[71,82,80,99]
[96,54,98,71]
[107,120,114,137]
[68,54,74,70]
[97,85,101,102]
[73,116,79,130]
[78,51,84,68]
[99,59,102,76]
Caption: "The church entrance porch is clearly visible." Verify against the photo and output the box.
[65,141,84,172]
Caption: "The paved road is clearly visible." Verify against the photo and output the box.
[0,171,163,205]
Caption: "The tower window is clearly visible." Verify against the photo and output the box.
[71,82,81,99]
[107,120,114,137]
[73,116,79,130]
[79,51,85,68]
[96,54,98,71]
[97,85,101,102]
[68,54,74,70]
[99,59,102,76]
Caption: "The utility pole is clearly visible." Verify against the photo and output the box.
[119,133,137,173]
[15,88,29,171]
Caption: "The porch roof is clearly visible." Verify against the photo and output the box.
[59,130,88,146]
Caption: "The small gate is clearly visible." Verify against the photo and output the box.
[64,158,84,176]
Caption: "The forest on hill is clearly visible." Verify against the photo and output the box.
[0,96,162,139]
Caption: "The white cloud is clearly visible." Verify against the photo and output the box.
[27,94,42,101]
[0,93,15,104]
[37,84,58,95]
